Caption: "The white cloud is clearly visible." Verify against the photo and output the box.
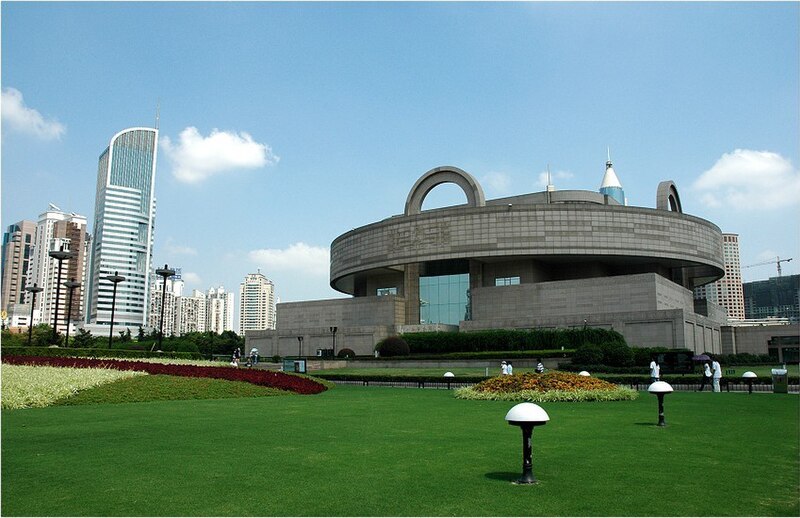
[160,127,278,184]
[248,242,329,277]
[181,272,202,287]
[164,239,197,256]
[1,87,65,140]
[536,169,574,189]
[482,171,512,195]
[692,149,800,209]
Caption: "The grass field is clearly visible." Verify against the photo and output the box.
[2,385,797,516]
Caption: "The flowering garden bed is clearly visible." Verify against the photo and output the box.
[1,355,328,395]
[454,371,637,402]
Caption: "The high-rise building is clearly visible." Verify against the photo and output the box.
[206,286,234,334]
[85,127,158,330]
[1,220,36,315]
[743,274,800,322]
[239,271,276,335]
[694,233,745,320]
[25,207,90,332]
[178,289,206,335]
[148,272,183,338]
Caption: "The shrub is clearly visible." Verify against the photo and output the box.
[572,342,603,365]
[337,348,356,359]
[602,340,635,367]
[455,371,638,402]
[375,336,410,357]
[400,328,626,354]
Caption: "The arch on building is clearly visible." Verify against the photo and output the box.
[404,166,486,216]
[657,181,683,213]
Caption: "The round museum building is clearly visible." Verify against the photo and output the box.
[248,162,727,357]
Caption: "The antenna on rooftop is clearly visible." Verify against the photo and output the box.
[155,100,160,130]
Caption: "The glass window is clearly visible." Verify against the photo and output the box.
[377,287,397,296]
[495,276,521,286]
[420,273,470,325]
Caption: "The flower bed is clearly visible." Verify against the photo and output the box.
[1,356,327,395]
[1,364,145,410]
[454,371,637,402]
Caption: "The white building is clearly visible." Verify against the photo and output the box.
[178,289,207,335]
[239,271,276,335]
[148,273,183,337]
[206,286,234,333]
[25,206,90,334]
[694,233,745,320]
[85,127,158,330]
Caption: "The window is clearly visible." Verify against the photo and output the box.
[495,276,521,286]
[377,287,397,296]
[420,273,470,325]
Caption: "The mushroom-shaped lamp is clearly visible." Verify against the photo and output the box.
[742,371,757,394]
[505,403,550,484]
[443,372,455,378]
[647,381,673,427]
[578,371,590,376]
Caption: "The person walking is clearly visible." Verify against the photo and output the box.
[698,361,712,391]
[535,358,545,374]
[649,358,660,383]
[712,357,722,392]
[507,362,513,375]
[232,347,241,368]
[501,361,508,376]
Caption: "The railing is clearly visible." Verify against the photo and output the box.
[331,378,799,393]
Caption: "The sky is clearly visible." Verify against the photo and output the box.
[2,1,799,329]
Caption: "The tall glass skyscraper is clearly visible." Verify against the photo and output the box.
[85,127,158,328]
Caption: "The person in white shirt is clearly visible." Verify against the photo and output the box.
[507,362,513,375]
[535,358,545,374]
[501,361,508,376]
[711,357,722,392]
[649,359,660,383]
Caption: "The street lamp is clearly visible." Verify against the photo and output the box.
[505,402,550,484]
[62,278,81,347]
[742,371,757,394]
[297,336,304,357]
[105,271,125,348]
[330,326,338,357]
[153,264,176,352]
[48,245,74,344]
[24,283,44,346]
[648,381,674,427]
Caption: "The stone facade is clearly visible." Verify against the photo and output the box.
[246,165,728,357]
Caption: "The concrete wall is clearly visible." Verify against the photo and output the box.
[721,324,799,360]
[275,295,405,330]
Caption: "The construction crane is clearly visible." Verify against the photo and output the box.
[743,256,793,277]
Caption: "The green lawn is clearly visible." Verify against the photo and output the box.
[2,386,798,516]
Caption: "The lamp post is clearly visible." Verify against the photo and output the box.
[297,336,304,358]
[105,271,125,348]
[153,264,176,352]
[648,381,674,427]
[62,278,81,347]
[505,402,550,484]
[48,246,74,344]
[24,284,44,346]
[330,326,338,357]
[742,371,757,394]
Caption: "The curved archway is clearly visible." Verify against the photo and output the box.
[404,166,486,216]
[657,181,683,213]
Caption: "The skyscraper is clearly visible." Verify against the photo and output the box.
[239,271,276,335]
[85,127,158,330]
[148,272,183,338]
[178,290,207,335]
[25,206,90,332]
[206,286,234,334]
[1,220,36,314]
[694,233,745,320]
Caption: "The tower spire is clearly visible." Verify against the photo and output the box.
[155,100,160,130]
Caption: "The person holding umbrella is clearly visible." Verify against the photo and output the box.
[699,360,712,391]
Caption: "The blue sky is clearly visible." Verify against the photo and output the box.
[3,2,799,327]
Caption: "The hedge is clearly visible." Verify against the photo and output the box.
[399,328,625,354]
[0,346,202,361]
[316,373,489,384]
